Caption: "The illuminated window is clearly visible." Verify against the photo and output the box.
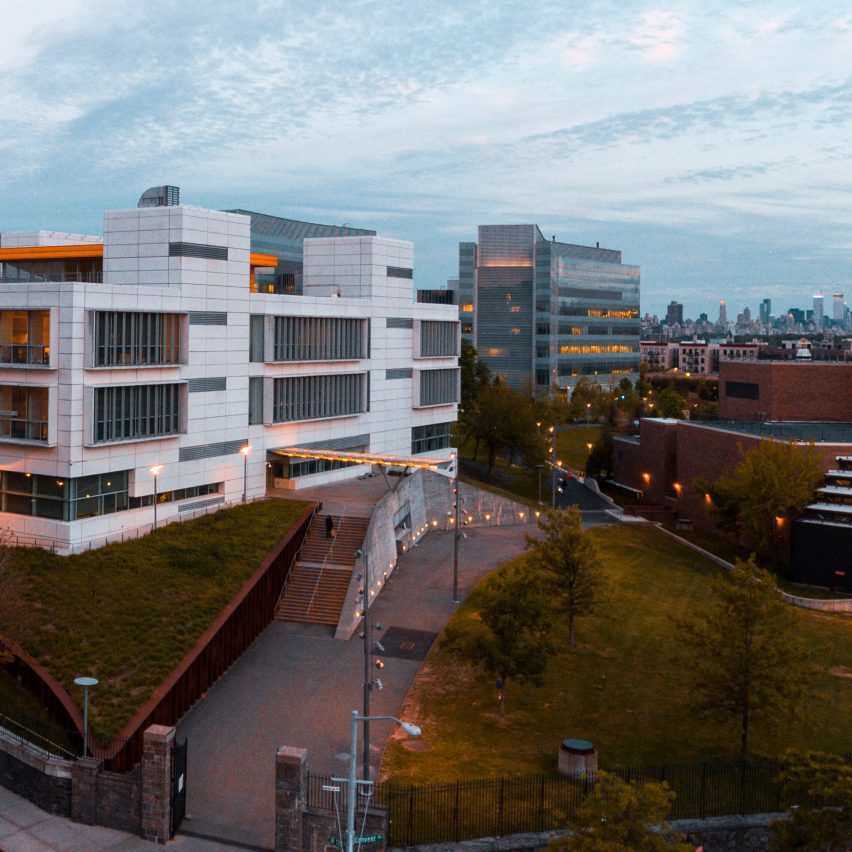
[510,328,521,335]
[461,303,474,312]
[510,306,521,313]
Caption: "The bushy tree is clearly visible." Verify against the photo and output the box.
[770,750,852,851]
[549,772,691,850]
[695,440,823,570]
[441,563,555,715]
[526,508,604,646]
[459,341,491,413]
[675,557,811,759]
[585,425,614,480]
[653,388,687,419]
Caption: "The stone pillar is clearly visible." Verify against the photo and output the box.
[70,757,99,824]
[141,724,175,843]
[276,746,307,852]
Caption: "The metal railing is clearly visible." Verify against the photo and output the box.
[0,344,50,366]
[0,272,102,284]
[308,755,851,847]
[0,419,48,442]
[305,503,349,619]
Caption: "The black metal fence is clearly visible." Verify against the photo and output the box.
[308,754,852,847]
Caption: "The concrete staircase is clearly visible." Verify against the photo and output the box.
[275,514,370,626]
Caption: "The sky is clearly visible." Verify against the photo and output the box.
[2,0,852,318]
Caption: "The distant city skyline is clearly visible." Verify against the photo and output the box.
[3,2,852,319]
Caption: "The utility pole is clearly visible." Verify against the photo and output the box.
[452,451,460,603]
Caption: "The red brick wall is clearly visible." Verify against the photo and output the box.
[719,361,852,422]
[612,419,678,502]
[672,423,846,533]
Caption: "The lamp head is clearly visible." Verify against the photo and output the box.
[240,445,252,456]
[149,464,163,477]
[400,721,421,737]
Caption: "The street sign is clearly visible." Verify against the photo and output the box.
[329,834,384,847]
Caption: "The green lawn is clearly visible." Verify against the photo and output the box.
[10,499,310,735]
[382,524,852,783]
[555,425,601,471]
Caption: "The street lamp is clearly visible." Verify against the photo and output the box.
[450,451,460,604]
[149,465,162,528]
[74,676,98,757]
[239,445,252,503]
[586,402,592,425]
[354,548,379,781]
[341,710,420,852]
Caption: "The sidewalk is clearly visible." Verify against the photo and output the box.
[175,523,532,849]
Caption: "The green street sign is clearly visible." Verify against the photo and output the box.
[329,834,383,847]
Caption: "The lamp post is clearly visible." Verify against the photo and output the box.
[451,451,460,603]
[355,549,373,781]
[586,402,592,426]
[343,710,420,852]
[536,464,543,505]
[149,465,162,529]
[74,676,98,757]
[240,444,252,503]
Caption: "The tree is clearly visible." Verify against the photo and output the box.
[568,377,603,422]
[675,557,811,760]
[585,424,614,480]
[459,340,491,413]
[549,772,692,850]
[695,440,823,570]
[464,379,541,479]
[441,562,555,715]
[653,388,687,419]
[770,750,852,851]
[526,508,604,646]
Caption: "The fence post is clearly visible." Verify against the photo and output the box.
[498,776,504,837]
[700,762,706,820]
[408,784,414,847]
[539,774,545,832]
[275,746,307,852]
[454,780,460,843]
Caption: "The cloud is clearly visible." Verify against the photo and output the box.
[628,9,685,63]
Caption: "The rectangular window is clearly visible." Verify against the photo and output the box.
[169,242,228,261]
[248,376,264,424]
[272,317,365,361]
[420,321,459,357]
[0,310,50,366]
[387,266,413,279]
[411,422,452,455]
[272,373,367,422]
[249,315,265,362]
[92,312,182,367]
[93,383,182,443]
[419,368,459,406]
[725,381,760,400]
[0,385,48,443]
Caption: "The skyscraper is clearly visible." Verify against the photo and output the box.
[813,294,824,329]
[459,225,640,391]
[759,298,771,325]
[666,301,683,326]
[833,292,845,323]
[717,300,728,326]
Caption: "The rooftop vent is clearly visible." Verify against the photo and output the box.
[137,186,180,208]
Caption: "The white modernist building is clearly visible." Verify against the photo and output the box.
[0,202,459,552]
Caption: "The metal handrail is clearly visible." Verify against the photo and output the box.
[305,503,349,619]
[274,501,322,611]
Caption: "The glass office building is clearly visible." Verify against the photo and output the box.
[459,225,640,392]
[227,210,375,294]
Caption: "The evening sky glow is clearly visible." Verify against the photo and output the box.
[2,0,852,318]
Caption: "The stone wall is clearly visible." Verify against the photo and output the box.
[0,729,72,816]
[0,724,175,840]
[276,743,388,852]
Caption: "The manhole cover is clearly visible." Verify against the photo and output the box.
[378,627,438,661]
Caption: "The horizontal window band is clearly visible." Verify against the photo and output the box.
[188,312,228,325]
[387,266,413,279]
[187,377,227,393]
[179,438,248,462]
[386,368,413,379]
[169,242,228,261]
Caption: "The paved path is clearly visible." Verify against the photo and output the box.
[176,524,533,850]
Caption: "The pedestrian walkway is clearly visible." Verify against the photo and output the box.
[175,523,533,849]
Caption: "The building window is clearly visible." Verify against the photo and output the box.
[0,385,48,443]
[249,315,265,362]
[92,312,181,367]
[419,368,459,406]
[420,321,459,357]
[129,481,220,508]
[411,422,452,455]
[0,311,50,366]
[276,457,361,479]
[273,317,365,361]
[725,381,760,400]
[93,383,182,443]
[272,373,367,422]
[248,376,264,424]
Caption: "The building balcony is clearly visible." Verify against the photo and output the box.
[0,344,51,367]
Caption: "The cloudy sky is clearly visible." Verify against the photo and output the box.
[3,0,852,317]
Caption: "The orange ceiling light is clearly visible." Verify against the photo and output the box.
[250,252,278,268]
[0,244,104,261]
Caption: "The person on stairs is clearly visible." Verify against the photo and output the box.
[326,515,335,539]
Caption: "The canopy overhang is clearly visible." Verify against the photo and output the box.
[270,447,450,470]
